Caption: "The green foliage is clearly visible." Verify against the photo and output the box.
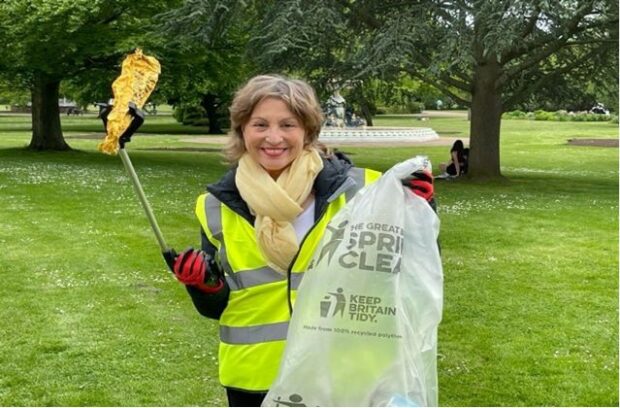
[144,1,255,132]
[0,78,30,105]
[502,110,528,119]
[0,113,617,406]
[249,1,355,96]
[533,110,556,121]
[380,101,425,114]
[0,0,176,80]
[173,105,208,126]
[512,74,602,113]
[368,74,450,114]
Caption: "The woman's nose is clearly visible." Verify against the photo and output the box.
[264,127,284,144]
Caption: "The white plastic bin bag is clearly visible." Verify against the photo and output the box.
[263,157,443,407]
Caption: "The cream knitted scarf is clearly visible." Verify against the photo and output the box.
[236,148,324,274]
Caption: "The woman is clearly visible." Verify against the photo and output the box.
[168,74,434,406]
[439,139,467,176]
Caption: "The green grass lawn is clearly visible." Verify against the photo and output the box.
[0,112,617,406]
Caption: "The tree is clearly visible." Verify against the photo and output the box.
[251,0,619,179]
[0,0,177,151]
[249,1,383,125]
[151,0,257,133]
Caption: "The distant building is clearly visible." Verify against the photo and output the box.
[58,98,78,113]
[11,98,78,113]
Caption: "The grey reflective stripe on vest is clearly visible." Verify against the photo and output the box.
[219,244,233,277]
[225,267,285,291]
[204,194,234,275]
[328,176,356,202]
[344,168,366,202]
[204,195,284,290]
[205,194,223,242]
[220,321,289,345]
[290,272,305,291]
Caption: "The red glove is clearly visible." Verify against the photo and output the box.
[403,170,434,202]
[173,248,223,293]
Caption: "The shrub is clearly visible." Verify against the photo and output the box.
[380,101,425,114]
[191,118,211,127]
[502,110,527,119]
[534,110,557,121]
[407,101,425,113]
[502,109,613,122]
[173,105,207,126]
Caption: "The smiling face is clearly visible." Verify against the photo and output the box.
[242,97,306,179]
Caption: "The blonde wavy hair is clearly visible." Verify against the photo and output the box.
[223,74,324,164]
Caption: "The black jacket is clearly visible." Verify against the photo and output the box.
[186,154,356,319]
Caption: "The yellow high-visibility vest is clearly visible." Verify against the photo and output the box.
[195,167,380,391]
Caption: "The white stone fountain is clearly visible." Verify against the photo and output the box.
[319,126,439,143]
[320,90,439,144]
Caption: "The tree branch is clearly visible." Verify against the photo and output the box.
[504,46,602,108]
[499,6,610,86]
[396,43,472,90]
[501,6,541,63]
[407,68,471,106]
[501,1,597,66]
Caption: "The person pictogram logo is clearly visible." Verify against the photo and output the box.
[273,393,306,407]
[320,287,346,318]
[315,220,348,266]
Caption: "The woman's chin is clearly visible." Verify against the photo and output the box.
[261,161,293,178]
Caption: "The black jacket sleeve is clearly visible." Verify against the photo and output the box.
[185,230,230,319]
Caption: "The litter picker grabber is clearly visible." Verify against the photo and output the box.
[97,49,176,269]
[99,103,177,268]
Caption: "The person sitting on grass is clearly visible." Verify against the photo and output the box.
[439,139,467,177]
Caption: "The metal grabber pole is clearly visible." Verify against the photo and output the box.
[118,147,168,252]
[102,102,176,268]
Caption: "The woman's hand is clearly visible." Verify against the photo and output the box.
[402,170,434,202]
[172,248,224,292]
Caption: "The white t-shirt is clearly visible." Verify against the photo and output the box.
[292,198,316,243]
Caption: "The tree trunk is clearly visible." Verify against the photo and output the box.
[360,100,374,127]
[468,59,503,179]
[201,93,224,134]
[352,85,374,127]
[29,73,70,151]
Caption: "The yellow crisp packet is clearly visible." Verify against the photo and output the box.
[98,49,161,155]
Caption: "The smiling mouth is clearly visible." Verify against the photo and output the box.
[262,147,287,156]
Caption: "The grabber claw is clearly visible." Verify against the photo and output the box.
[99,102,145,149]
